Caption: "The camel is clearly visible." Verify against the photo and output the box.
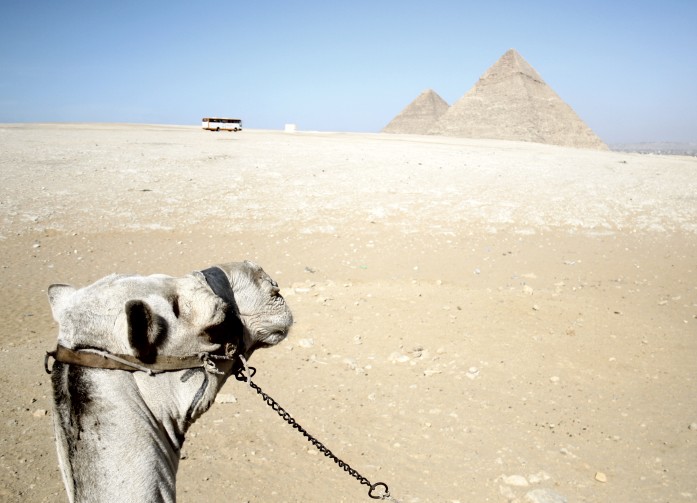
[46,261,293,503]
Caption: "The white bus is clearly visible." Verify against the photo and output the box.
[202,117,243,131]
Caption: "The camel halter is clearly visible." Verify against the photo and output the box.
[45,266,244,377]
[44,344,235,376]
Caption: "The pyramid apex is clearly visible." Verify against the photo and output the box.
[482,49,542,82]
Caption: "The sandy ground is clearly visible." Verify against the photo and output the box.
[1,123,696,503]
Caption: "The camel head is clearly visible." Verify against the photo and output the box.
[46,261,292,503]
[48,260,292,365]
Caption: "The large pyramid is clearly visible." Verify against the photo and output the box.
[382,89,449,134]
[429,49,607,149]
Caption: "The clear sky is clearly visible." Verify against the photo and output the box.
[1,1,695,144]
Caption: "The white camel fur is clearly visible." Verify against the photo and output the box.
[47,261,293,503]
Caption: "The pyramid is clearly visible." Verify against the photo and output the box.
[382,89,450,134]
[429,49,607,149]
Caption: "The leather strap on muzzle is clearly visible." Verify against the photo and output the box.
[45,345,232,375]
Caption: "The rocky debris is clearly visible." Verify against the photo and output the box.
[466,366,480,380]
[502,474,529,487]
[423,368,442,377]
[297,338,315,348]
[388,351,410,363]
[525,488,568,503]
[527,472,551,484]
[499,472,564,503]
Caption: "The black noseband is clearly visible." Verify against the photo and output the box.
[199,266,246,362]
[200,266,239,314]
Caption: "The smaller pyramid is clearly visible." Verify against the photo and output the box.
[383,89,449,134]
[429,49,607,149]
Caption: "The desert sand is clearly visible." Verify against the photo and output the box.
[1,123,696,502]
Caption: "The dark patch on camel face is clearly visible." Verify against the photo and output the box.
[202,302,243,347]
[125,299,168,363]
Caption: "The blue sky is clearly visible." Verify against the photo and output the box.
[1,1,695,143]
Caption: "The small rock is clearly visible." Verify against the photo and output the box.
[527,471,551,484]
[409,346,426,358]
[525,488,568,503]
[523,285,534,295]
[595,471,607,483]
[297,338,314,348]
[549,376,560,384]
[214,394,237,404]
[32,409,47,417]
[688,422,697,431]
[388,352,410,363]
[502,474,529,487]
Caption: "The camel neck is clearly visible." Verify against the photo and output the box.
[52,364,180,502]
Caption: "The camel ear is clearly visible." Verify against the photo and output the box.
[125,300,161,360]
[47,284,76,319]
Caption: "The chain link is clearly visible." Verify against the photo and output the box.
[236,367,392,500]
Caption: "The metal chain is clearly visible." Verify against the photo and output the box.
[236,367,393,500]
